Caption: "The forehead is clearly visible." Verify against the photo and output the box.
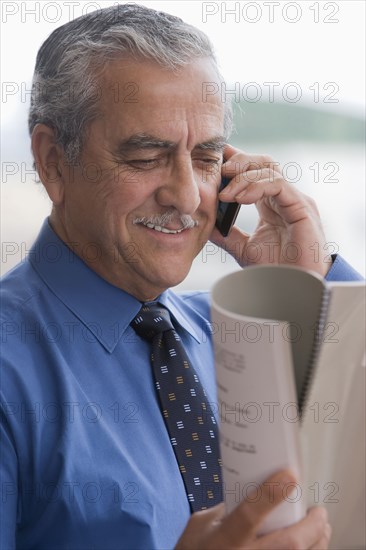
[95,57,225,147]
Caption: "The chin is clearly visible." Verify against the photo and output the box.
[152,265,192,292]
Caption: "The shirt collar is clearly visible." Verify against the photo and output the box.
[29,219,202,352]
[159,291,202,344]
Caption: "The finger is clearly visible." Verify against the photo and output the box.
[183,503,226,538]
[219,470,297,546]
[222,146,281,177]
[309,523,332,550]
[222,143,242,163]
[209,226,250,264]
[219,170,283,203]
[234,176,285,205]
[263,507,329,550]
[174,503,226,550]
[221,171,319,227]
[193,502,226,524]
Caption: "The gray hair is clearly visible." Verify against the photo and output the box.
[29,3,233,163]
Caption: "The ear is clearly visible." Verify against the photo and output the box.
[31,124,66,205]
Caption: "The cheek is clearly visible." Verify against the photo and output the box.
[98,173,152,218]
[198,177,220,219]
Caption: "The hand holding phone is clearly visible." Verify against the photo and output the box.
[215,177,241,237]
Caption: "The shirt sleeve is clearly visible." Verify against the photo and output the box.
[325,254,364,282]
[0,403,18,550]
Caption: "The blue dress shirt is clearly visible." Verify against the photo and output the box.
[0,219,363,549]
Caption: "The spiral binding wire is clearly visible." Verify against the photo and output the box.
[299,287,331,419]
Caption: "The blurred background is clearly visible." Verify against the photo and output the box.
[1,0,365,287]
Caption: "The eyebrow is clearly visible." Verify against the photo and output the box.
[115,133,227,154]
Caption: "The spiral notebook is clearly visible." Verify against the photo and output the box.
[211,266,365,548]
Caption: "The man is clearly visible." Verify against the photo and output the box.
[1,4,362,549]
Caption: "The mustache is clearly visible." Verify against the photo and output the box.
[133,210,198,229]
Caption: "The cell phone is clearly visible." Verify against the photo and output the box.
[215,177,241,237]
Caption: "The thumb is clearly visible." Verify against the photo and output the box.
[210,225,251,266]
[222,470,297,542]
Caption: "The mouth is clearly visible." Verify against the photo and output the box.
[133,212,198,235]
[140,222,186,234]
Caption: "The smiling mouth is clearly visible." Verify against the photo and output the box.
[133,212,198,234]
[140,222,186,234]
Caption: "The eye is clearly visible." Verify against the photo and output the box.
[128,158,161,169]
[133,159,156,164]
[197,158,221,164]
[193,157,222,170]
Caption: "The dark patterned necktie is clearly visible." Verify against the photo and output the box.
[131,302,222,512]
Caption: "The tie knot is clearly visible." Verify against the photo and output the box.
[131,303,174,341]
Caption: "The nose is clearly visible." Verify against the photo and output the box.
[156,160,201,215]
